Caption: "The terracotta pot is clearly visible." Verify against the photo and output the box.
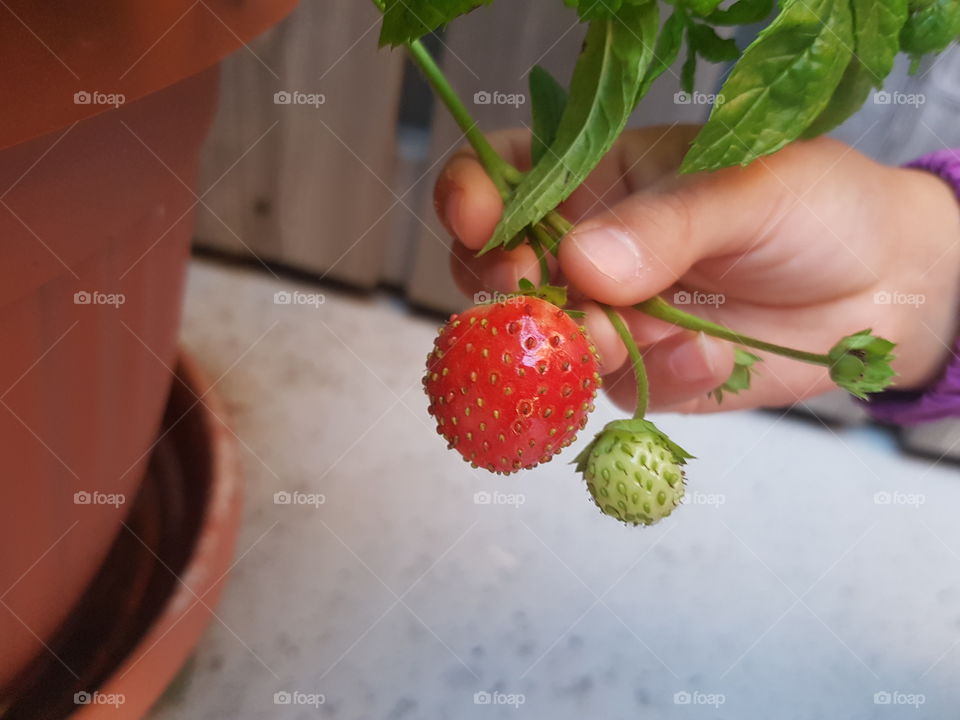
[0,0,297,695]
[2,355,243,719]
[0,65,217,695]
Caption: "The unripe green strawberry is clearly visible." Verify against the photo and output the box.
[574,419,692,526]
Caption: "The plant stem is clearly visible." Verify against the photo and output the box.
[602,305,649,418]
[634,296,830,366]
[529,228,556,284]
[374,3,574,247]
[545,211,573,237]
[404,39,522,197]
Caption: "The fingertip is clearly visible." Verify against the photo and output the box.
[485,244,541,293]
[437,156,503,250]
[578,302,628,376]
[449,242,542,300]
[645,332,735,408]
[559,225,663,306]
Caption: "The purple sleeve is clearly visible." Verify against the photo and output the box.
[863,149,960,426]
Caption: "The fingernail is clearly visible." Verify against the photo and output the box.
[667,333,721,383]
[569,226,643,283]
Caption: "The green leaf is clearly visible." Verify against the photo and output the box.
[804,0,907,137]
[706,0,776,25]
[564,0,654,20]
[685,0,725,17]
[517,281,570,307]
[853,0,909,78]
[529,66,569,166]
[479,3,659,255]
[709,348,761,403]
[637,10,687,101]
[681,0,855,173]
[379,0,491,47]
[802,63,874,137]
[681,36,698,93]
[900,0,960,60]
[689,23,740,62]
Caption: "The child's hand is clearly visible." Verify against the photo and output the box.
[435,125,960,413]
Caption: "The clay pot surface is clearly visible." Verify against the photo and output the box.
[0,65,219,693]
[0,0,297,149]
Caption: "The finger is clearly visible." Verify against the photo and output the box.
[601,332,735,412]
[577,303,685,376]
[643,332,735,408]
[436,155,503,250]
[558,158,788,306]
[449,241,543,298]
[435,129,533,251]
[655,354,836,414]
[578,302,628,376]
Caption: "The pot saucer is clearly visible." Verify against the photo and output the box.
[2,353,242,719]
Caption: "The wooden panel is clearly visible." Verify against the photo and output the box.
[404,2,723,313]
[194,0,405,288]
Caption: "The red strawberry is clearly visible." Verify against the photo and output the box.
[423,296,600,474]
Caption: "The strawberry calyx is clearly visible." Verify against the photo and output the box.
[516,279,585,319]
[828,329,897,399]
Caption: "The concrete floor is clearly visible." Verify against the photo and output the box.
[151,258,959,720]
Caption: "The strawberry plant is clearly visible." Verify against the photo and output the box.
[374,0,958,525]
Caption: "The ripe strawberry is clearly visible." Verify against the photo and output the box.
[575,419,691,526]
[424,296,600,474]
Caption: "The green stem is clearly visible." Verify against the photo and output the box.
[405,39,522,197]
[634,296,830,366]
[602,305,649,418]
[545,210,573,238]
[528,227,552,285]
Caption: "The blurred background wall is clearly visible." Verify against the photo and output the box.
[192,1,721,314]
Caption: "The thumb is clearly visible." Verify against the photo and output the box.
[558,162,784,306]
